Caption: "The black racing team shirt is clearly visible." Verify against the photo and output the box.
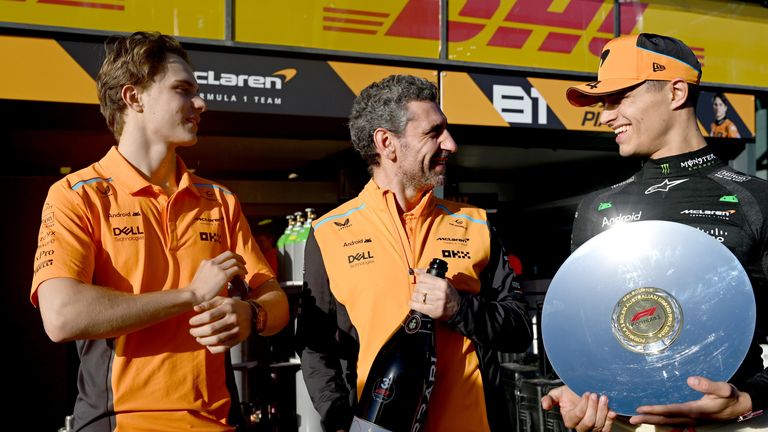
[573,146,768,411]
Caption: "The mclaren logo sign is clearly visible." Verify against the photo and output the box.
[195,71,283,89]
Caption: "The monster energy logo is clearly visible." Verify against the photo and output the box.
[660,163,670,175]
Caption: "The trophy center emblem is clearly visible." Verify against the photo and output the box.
[611,287,683,354]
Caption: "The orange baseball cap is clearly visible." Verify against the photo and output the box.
[566,33,702,107]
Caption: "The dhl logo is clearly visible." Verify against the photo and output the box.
[11,0,124,11]
[322,0,707,61]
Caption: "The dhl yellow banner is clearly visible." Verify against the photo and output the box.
[0,35,98,104]
[0,0,224,39]
[236,0,439,58]
[0,35,753,138]
[238,0,768,90]
[442,71,755,138]
[0,35,438,118]
[441,71,613,131]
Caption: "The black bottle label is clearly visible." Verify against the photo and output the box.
[412,353,437,431]
[371,376,395,403]
[403,312,434,334]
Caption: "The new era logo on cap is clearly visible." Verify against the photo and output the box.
[565,33,702,107]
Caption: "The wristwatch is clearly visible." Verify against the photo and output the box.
[248,300,267,334]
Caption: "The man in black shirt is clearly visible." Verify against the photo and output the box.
[541,33,768,431]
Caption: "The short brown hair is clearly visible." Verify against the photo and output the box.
[644,80,699,109]
[96,31,191,140]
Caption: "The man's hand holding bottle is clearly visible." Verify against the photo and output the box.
[410,267,460,320]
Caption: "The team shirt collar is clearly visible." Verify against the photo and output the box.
[363,179,436,219]
[100,146,196,195]
[640,146,723,179]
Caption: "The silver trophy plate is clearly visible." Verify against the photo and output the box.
[542,220,755,415]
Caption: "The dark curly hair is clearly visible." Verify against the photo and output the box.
[348,75,438,169]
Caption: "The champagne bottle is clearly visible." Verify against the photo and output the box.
[350,258,447,432]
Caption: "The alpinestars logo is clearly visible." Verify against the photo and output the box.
[442,250,471,259]
[645,179,688,194]
[602,211,642,227]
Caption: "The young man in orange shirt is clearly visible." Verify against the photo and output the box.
[31,31,288,431]
[710,93,741,138]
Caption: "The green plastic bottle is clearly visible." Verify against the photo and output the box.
[292,208,315,282]
[276,214,294,281]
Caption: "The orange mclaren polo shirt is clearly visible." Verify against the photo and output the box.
[313,180,493,432]
[31,147,279,431]
[710,118,739,138]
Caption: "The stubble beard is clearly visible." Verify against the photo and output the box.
[396,141,446,192]
[399,166,444,192]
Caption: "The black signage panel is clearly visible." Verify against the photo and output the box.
[60,40,357,117]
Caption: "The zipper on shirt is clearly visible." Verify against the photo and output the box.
[383,191,417,284]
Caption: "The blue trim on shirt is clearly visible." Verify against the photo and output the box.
[71,177,112,190]
[314,203,366,229]
[437,204,488,225]
[194,183,233,195]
